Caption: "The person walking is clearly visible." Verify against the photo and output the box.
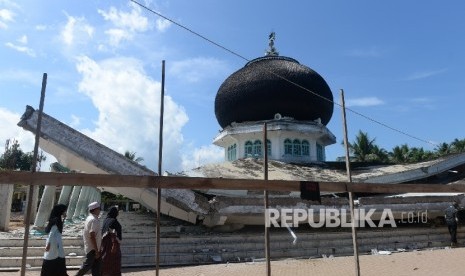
[41,204,68,276]
[75,202,102,276]
[101,206,123,276]
[444,201,459,247]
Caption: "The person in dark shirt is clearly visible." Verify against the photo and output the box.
[444,202,459,247]
[100,206,122,276]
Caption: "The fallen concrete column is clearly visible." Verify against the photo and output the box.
[58,185,73,206]
[74,186,90,219]
[25,185,39,225]
[17,106,209,224]
[66,186,81,219]
[34,185,56,228]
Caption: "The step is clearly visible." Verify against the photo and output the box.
[0,256,84,268]
[0,246,82,257]
[0,238,82,247]
[0,225,462,269]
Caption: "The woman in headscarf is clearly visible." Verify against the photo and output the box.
[100,206,122,276]
[41,204,68,276]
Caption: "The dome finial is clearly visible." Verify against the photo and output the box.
[266,32,279,56]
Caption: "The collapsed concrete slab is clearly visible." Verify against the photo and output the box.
[17,105,465,227]
[18,105,207,224]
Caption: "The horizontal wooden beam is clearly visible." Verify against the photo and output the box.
[1,171,465,194]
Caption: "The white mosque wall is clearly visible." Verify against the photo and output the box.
[214,120,336,163]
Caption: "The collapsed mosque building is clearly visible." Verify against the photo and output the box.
[16,35,465,229]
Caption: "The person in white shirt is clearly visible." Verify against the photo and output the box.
[75,201,102,276]
[41,204,68,276]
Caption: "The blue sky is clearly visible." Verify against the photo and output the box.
[1,0,465,173]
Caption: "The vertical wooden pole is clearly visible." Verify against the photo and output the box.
[340,89,361,276]
[156,61,165,276]
[20,73,47,276]
[263,122,271,276]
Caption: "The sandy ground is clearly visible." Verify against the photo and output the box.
[2,247,464,276]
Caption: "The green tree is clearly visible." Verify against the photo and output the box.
[390,144,410,164]
[0,139,46,170]
[368,145,389,163]
[435,142,452,156]
[451,138,465,153]
[407,147,434,163]
[348,130,388,162]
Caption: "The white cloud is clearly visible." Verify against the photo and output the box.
[98,5,149,46]
[0,8,14,29]
[156,18,171,32]
[0,108,31,154]
[17,35,27,44]
[69,114,81,128]
[405,68,447,81]
[5,42,36,57]
[98,6,148,32]
[169,57,229,83]
[181,144,224,171]
[60,15,94,46]
[345,97,384,107]
[104,28,132,47]
[75,55,189,172]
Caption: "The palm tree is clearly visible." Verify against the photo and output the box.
[348,130,388,162]
[390,144,410,164]
[124,150,144,163]
[369,145,389,163]
[407,147,434,163]
[451,138,465,153]
[435,142,451,157]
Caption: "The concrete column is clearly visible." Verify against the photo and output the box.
[92,188,101,203]
[85,188,100,213]
[79,186,94,217]
[24,185,40,224]
[58,186,73,205]
[74,186,90,219]
[92,187,98,200]
[34,185,56,228]
[66,186,81,220]
[96,188,101,203]
[0,184,14,231]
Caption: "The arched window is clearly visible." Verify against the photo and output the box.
[244,141,253,157]
[293,139,301,156]
[302,140,310,156]
[317,143,324,161]
[232,144,237,160]
[227,144,237,161]
[253,140,262,157]
[266,139,272,156]
[284,139,292,155]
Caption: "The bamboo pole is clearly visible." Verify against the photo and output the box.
[20,73,47,276]
[341,89,360,276]
[263,123,271,276]
[156,60,165,276]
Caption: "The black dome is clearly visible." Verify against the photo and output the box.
[215,56,334,128]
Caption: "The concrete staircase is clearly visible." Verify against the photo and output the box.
[1,211,463,271]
